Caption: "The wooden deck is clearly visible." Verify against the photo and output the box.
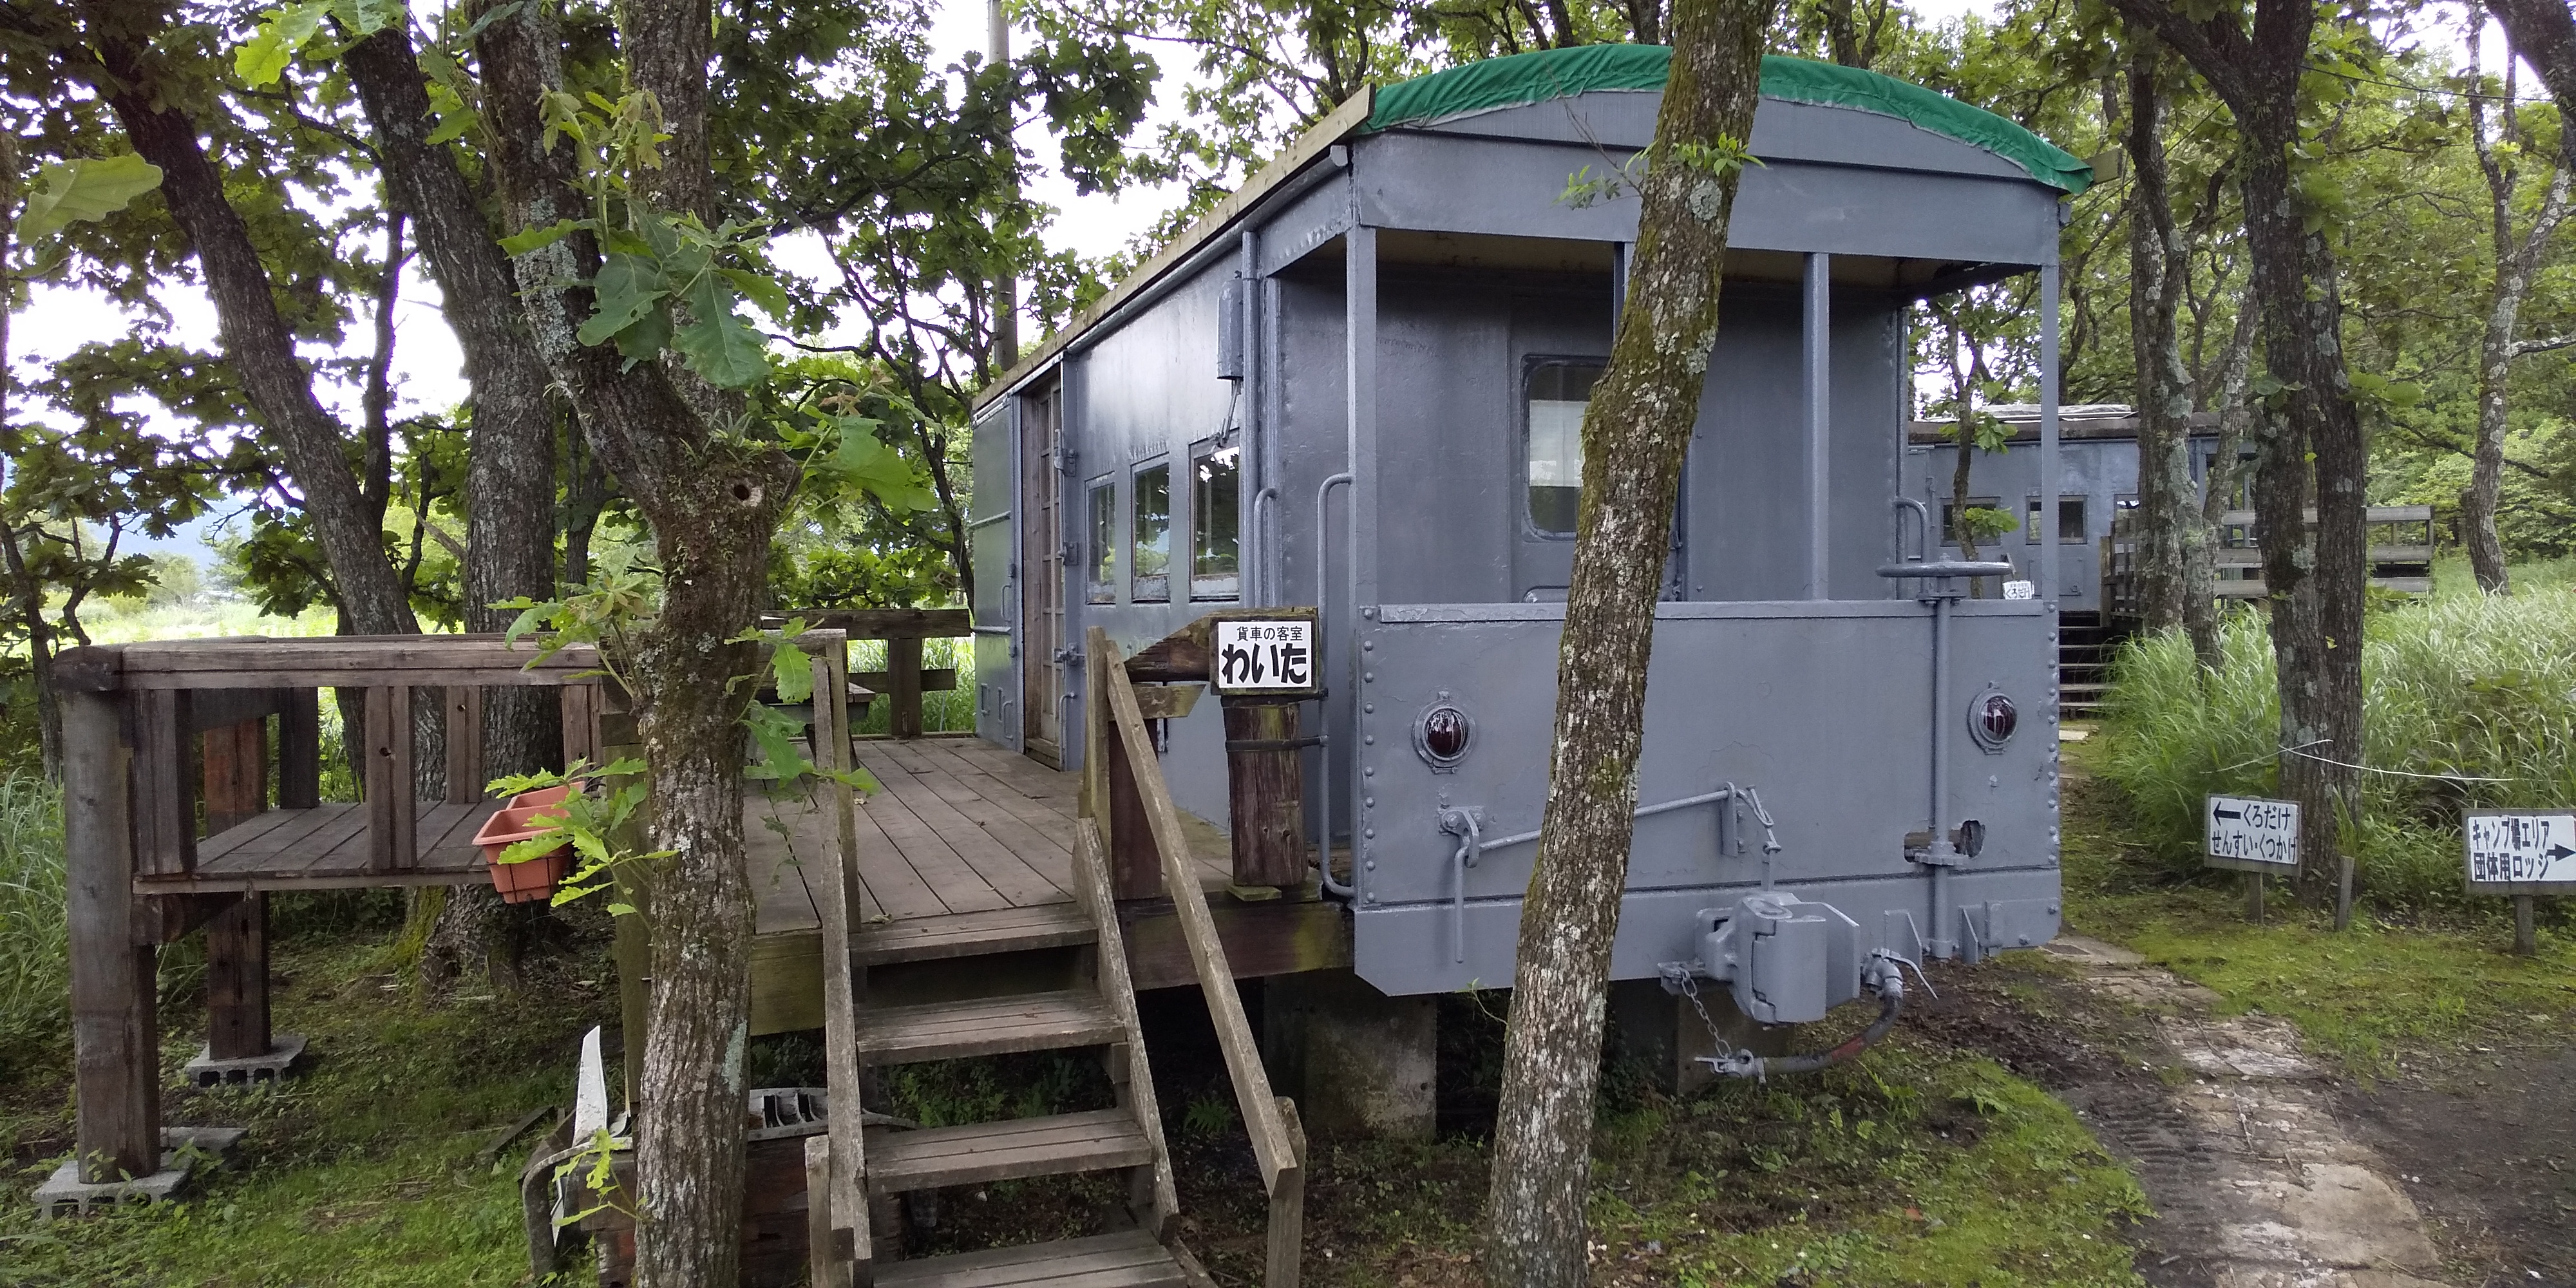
[134,800,506,893]
[747,737,1345,1034]
[747,738,1233,938]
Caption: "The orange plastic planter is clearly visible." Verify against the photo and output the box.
[473,802,573,904]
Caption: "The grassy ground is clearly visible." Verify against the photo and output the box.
[2063,734,2576,1075]
[0,912,614,1288]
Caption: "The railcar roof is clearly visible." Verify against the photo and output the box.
[1367,48,2090,194]
[974,47,2088,412]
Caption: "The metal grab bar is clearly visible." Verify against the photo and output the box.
[1312,473,1356,900]
[1437,784,1779,962]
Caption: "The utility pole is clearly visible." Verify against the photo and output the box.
[990,0,1019,372]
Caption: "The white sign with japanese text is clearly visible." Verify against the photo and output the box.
[2205,795,2300,871]
[2465,810,2576,891]
[1212,619,1318,694]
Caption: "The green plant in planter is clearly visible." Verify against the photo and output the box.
[486,756,659,914]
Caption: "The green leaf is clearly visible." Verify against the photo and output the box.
[234,3,328,88]
[672,270,768,388]
[336,0,405,36]
[497,219,580,256]
[744,705,810,781]
[17,155,166,242]
[720,268,793,324]
[579,252,670,349]
[772,641,815,705]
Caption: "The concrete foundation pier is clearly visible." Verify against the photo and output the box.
[1262,969,1435,1139]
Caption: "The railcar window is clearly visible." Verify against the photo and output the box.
[1525,363,1604,536]
[1191,442,1240,600]
[1088,478,1117,603]
[1941,496,2005,546]
[2023,497,2088,542]
[1132,461,1171,602]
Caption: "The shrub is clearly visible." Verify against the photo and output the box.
[2102,588,2576,914]
[0,772,66,1063]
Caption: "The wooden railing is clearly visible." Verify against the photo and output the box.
[2104,504,2438,618]
[1086,626,1307,1285]
[800,634,871,1288]
[768,608,970,740]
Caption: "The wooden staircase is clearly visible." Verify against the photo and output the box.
[799,637,1306,1287]
[2058,610,2119,719]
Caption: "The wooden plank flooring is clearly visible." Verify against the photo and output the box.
[137,800,506,893]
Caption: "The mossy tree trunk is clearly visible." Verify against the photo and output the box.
[1480,0,1779,1280]
[478,3,799,1284]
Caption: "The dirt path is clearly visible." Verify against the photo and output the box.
[1920,936,2463,1288]
[2038,936,2451,1288]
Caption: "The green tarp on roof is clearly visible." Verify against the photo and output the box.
[1364,46,2092,194]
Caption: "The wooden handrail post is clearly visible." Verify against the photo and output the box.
[887,634,924,739]
[808,643,872,1278]
[363,686,416,872]
[1098,635,1303,1285]
[1265,1097,1307,1288]
[62,683,162,1183]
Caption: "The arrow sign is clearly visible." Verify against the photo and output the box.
[2205,795,2299,871]
[2465,811,2576,891]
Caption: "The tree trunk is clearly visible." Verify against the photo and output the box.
[2123,46,2204,634]
[0,145,60,777]
[477,5,801,1283]
[344,20,562,773]
[2108,0,2369,904]
[1481,0,1779,1280]
[2488,0,2576,173]
[2188,290,2258,670]
[2461,24,2573,595]
[71,6,416,640]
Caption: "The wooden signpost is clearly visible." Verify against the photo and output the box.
[2205,795,2299,923]
[2463,810,2576,956]
[1123,609,1323,896]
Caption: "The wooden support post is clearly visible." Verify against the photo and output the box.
[2246,871,2264,923]
[1105,712,1162,900]
[559,683,599,771]
[63,687,162,1183]
[1222,698,1308,889]
[887,634,924,740]
[445,687,485,804]
[1265,1097,1306,1288]
[129,689,195,877]
[2513,894,2537,956]
[278,688,321,809]
[204,893,272,1061]
[2334,851,2354,931]
[364,685,417,872]
[201,717,269,835]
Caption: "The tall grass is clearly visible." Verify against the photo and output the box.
[2101,588,2576,914]
[0,772,67,1064]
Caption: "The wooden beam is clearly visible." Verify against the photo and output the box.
[771,608,970,639]
[201,717,268,836]
[62,687,161,1182]
[50,643,125,692]
[278,689,321,810]
[886,636,925,740]
[103,636,600,690]
[129,690,195,878]
[1074,819,1179,1235]
[444,687,485,805]
[364,686,417,872]
[1223,699,1308,888]
[189,687,289,735]
[1099,638,1300,1202]
[560,683,600,771]
[204,893,272,1061]
[808,645,873,1276]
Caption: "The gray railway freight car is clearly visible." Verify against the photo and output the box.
[968,45,2088,1014]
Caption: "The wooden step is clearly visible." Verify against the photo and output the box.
[851,903,1095,966]
[855,991,1123,1065]
[870,1109,1155,1195]
[875,1229,1193,1287]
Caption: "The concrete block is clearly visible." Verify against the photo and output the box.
[1263,969,1435,1139]
[32,1126,246,1217]
[182,1032,307,1088]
